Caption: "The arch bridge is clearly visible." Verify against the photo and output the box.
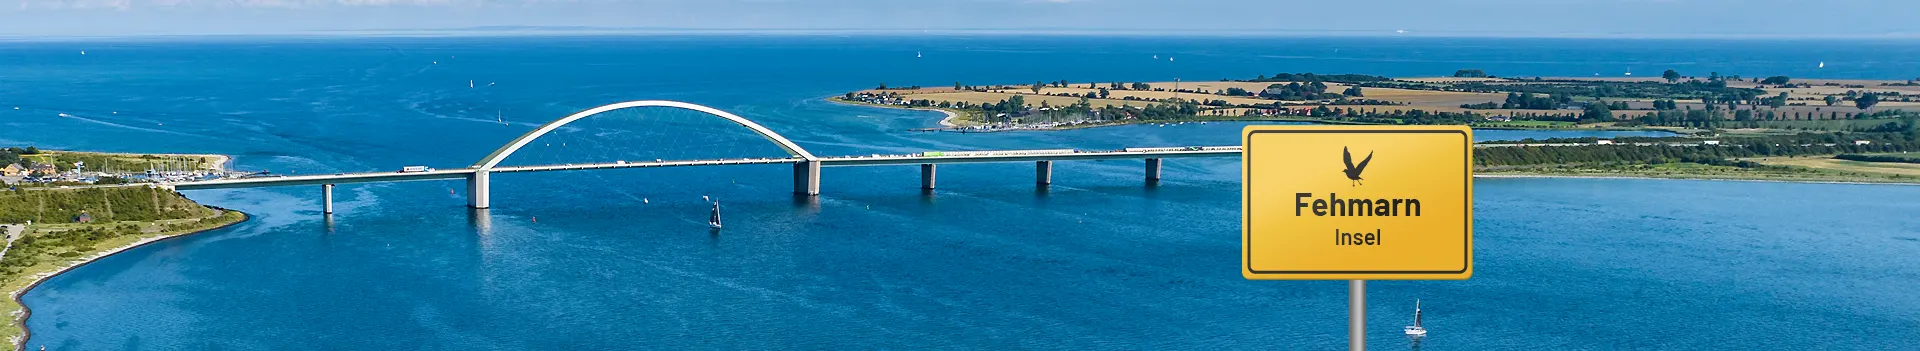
[171,100,1241,213]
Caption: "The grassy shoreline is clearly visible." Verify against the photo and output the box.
[3,209,246,350]
[1475,173,1920,186]
[1474,171,1912,185]
[1477,161,1920,185]
[0,183,248,350]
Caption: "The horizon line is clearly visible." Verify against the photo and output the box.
[5,27,1920,41]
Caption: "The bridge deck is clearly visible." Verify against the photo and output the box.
[172,146,1243,190]
[817,148,1240,167]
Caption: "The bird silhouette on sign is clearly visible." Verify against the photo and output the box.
[1342,146,1373,186]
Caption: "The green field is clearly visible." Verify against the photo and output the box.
[1751,119,1904,131]
[1480,160,1920,184]
[0,186,246,347]
[1473,120,1577,128]
[20,150,223,173]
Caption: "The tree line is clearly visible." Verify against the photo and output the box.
[1476,132,1919,168]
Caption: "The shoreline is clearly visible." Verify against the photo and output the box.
[1474,173,1920,186]
[828,97,1686,133]
[824,97,962,128]
[5,209,249,351]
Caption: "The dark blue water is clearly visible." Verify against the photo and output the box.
[3,36,1918,350]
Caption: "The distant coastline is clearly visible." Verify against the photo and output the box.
[834,95,1688,134]
[1475,172,1920,186]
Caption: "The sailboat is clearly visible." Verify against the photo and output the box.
[1818,61,1826,68]
[1404,300,1427,337]
[916,51,922,58]
[708,200,723,229]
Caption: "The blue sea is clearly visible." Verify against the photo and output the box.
[2,36,1919,350]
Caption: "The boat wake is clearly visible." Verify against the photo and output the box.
[57,112,208,138]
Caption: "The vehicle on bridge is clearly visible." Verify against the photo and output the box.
[400,166,434,173]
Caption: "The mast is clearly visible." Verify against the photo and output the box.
[1414,299,1423,328]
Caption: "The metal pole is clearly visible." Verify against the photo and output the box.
[1350,280,1365,351]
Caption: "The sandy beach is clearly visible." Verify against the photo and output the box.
[827,97,962,127]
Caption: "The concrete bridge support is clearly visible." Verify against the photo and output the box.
[1146,158,1162,183]
[468,170,492,209]
[322,184,335,214]
[1036,161,1053,186]
[794,160,821,196]
[920,164,936,190]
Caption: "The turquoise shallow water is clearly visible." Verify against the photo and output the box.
[2,36,1918,349]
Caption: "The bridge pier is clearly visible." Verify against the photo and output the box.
[794,160,820,196]
[322,184,334,214]
[1146,158,1162,183]
[1036,161,1053,186]
[920,164,936,190]
[468,170,491,209]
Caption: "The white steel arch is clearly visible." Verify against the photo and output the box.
[472,100,818,170]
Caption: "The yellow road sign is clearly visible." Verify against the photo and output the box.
[1241,125,1473,280]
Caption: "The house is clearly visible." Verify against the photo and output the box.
[1701,140,1722,146]
[28,164,57,177]
[0,164,21,177]
[1595,140,1614,145]
[74,212,93,223]
[1854,140,1873,145]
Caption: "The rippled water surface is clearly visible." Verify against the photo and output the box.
[3,36,1918,350]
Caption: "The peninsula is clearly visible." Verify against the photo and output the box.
[0,147,248,349]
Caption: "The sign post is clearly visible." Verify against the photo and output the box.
[1240,125,1475,350]
[1350,280,1365,351]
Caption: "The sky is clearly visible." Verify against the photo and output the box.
[3,0,1919,38]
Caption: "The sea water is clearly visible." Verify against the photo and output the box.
[2,36,1918,349]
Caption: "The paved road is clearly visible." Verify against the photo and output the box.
[0,224,24,263]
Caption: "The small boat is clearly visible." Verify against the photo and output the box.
[708,201,723,229]
[916,51,922,58]
[1818,61,1826,68]
[1404,299,1427,337]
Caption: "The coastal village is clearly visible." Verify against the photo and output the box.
[0,147,240,187]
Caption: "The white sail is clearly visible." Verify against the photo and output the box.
[1405,299,1427,336]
